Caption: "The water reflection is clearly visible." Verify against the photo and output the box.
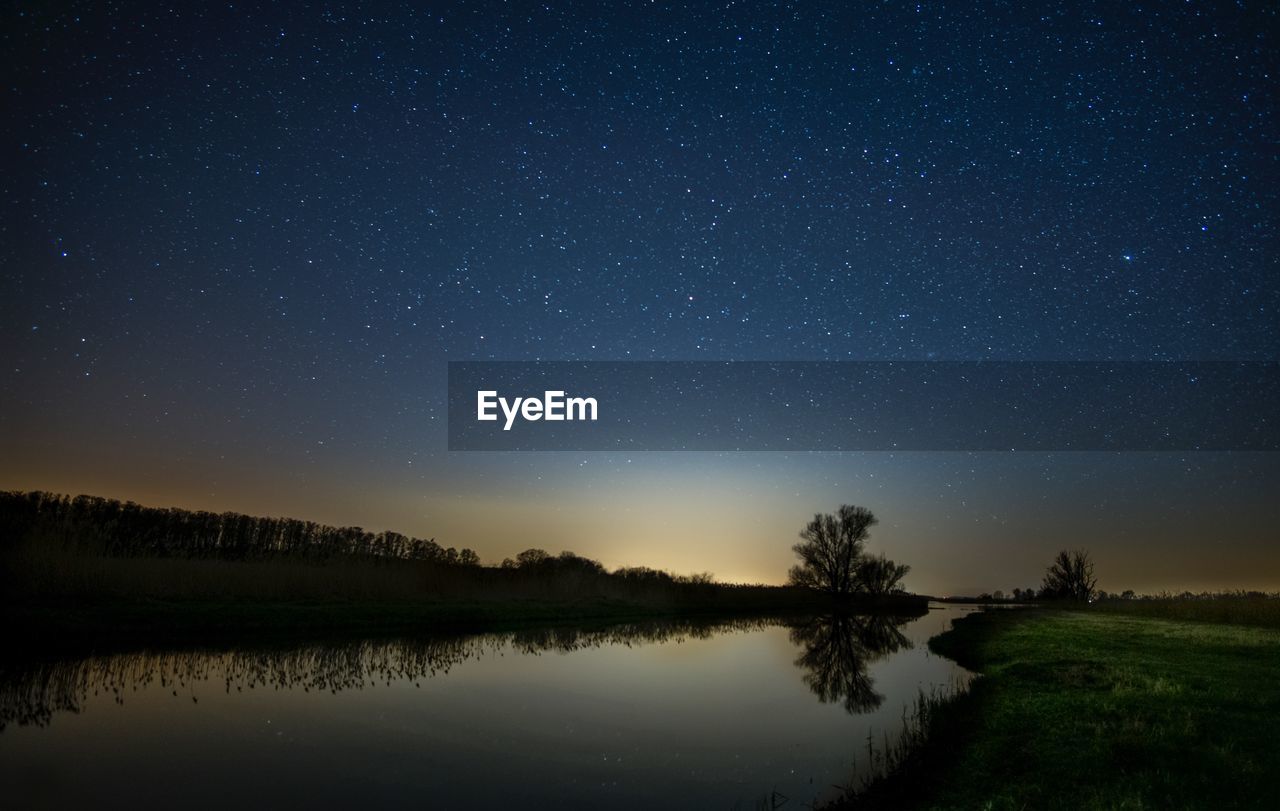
[0,617,778,730]
[1,609,977,809]
[0,613,919,730]
[789,613,913,714]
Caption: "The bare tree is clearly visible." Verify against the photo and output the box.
[1040,549,1098,601]
[788,505,878,596]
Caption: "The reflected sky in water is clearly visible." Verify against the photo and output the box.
[0,606,976,809]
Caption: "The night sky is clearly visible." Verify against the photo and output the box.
[3,1,1277,594]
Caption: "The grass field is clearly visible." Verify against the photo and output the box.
[1088,595,1280,629]
[850,604,1280,809]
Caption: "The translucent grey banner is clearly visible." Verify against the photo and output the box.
[447,362,1279,451]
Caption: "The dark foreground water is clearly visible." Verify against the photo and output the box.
[0,604,975,809]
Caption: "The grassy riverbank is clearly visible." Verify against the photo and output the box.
[852,604,1280,809]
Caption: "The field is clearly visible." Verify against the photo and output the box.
[851,601,1280,809]
[1088,595,1280,629]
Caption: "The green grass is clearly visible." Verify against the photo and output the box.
[1088,595,1280,629]
[850,607,1280,810]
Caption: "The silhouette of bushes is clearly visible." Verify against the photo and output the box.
[0,490,476,564]
[1,490,898,612]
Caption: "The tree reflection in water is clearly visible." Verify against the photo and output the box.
[788,613,914,714]
[0,612,919,730]
[0,617,777,730]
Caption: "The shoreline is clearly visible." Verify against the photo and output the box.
[845,603,1280,809]
[3,592,929,656]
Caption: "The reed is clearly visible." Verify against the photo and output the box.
[1087,592,1280,629]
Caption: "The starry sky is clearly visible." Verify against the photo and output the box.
[2,1,1277,594]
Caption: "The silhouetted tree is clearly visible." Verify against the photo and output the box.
[515,548,551,567]
[788,504,877,596]
[788,505,912,598]
[614,565,672,583]
[1040,548,1098,601]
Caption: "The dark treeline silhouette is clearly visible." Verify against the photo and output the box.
[0,490,479,565]
[2,491,927,621]
[968,548,1099,603]
[964,545,1278,626]
[970,586,1280,604]
[1094,589,1279,601]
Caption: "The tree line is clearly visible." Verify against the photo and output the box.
[0,491,729,600]
[0,491,480,565]
[781,505,1121,606]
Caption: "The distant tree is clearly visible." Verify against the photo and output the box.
[993,589,1005,601]
[1121,589,1136,600]
[515,548,551,567]
[1011,588,1024,601]
[614,565,672,583]
[553,550,606,575]
[1040,549,1098,602]
[458,548,480,566]
[681,571,716,585]
[788,505,877,596]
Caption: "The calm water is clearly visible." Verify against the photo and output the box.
[0,605,976,809]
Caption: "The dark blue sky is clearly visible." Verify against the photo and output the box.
[2,1,1277,592]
